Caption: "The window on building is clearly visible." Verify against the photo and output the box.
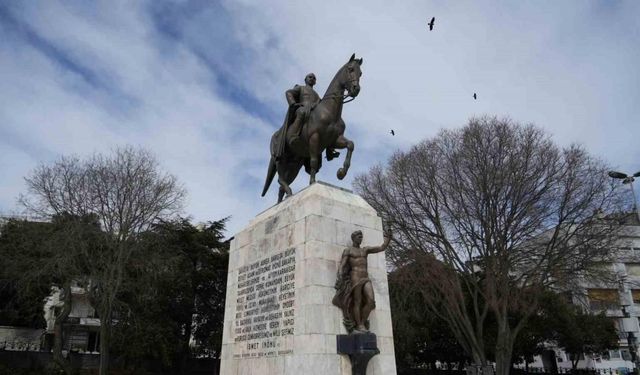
[632,290,640,305]
[610,350,621,359]
[87,332,99,353]
[627,264,640,277]
[621,349,632,361]
[588,289,619,311]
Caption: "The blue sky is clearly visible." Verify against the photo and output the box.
[1,1,639,235]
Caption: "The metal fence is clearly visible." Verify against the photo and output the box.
[0,341,43,352]
[399,368,633,375]
[0,350,220,375]
[520,368,632,375]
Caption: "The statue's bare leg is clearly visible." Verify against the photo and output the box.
[352,282,364,331]
[361,281,376,331]
[308,132,320,184]
[332,134,354,180]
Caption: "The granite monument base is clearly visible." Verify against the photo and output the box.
[220,182,396,375]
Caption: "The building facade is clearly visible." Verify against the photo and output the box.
[43,282,101,353]
[526,214,640,373]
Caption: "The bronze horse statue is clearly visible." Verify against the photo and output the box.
[261,54,363,203]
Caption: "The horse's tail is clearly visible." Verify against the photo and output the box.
[261,156,277,197]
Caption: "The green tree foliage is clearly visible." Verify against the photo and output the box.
[111,217,229,373]
[0,214,105,322]
[554,305,619,369]
[0,214,106,374]
[20,146,186,375]
[0,219,52,328]
[497,291,567,369]
[389,265,469,370]
[390,258,612,374]
[1,214,229,374]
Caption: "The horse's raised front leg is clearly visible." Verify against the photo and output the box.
[308,132,320,184]
[333,135,354,180]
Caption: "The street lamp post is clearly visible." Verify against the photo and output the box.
[608,170,640,223]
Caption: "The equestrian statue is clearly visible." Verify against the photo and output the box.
[261,53,363,203]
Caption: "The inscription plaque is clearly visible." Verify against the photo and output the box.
[233,247,296,358]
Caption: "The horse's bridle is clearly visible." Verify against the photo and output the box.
[323,78,360,104]
[342,96,356,104]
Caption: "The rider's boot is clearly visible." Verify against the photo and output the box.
[326,149,340,161]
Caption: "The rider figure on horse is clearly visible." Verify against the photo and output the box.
[287,73,319,148]
[277,73,340,161]
[264,54,362,202]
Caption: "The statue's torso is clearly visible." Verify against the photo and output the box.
[299,85,320,106]
[346,247,369,279]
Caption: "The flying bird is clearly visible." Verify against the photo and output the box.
[608,170,640,184]
[473,93,477,100]
[428,17,435,31]
[390,129,395,136]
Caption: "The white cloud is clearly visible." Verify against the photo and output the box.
[1,0,639,234]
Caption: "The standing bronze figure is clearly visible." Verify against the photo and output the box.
[261,53,363,203]
[333,228,392,334]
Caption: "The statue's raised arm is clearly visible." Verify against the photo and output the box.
[364,227,392,255]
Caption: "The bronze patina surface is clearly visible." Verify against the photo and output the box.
[262,54,363,203]
[333,228,392,334]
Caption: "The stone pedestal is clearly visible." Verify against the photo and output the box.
[220,182,397,375]
[337,333,380,375]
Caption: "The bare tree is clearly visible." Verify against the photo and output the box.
[355,117,624,375]
[21,146,186,375]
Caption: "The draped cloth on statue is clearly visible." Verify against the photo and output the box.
[274,105,297,160]
[332,276,371,331]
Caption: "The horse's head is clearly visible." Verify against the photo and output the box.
[342,53,363,98]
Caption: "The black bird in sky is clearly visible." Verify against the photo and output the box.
[390,129,395,136]
[428,17,435,31]
[473,93,477,100]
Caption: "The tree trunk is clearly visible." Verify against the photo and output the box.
[495,318,514,375]
[53,283,73,374]
[99,308,111,375]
